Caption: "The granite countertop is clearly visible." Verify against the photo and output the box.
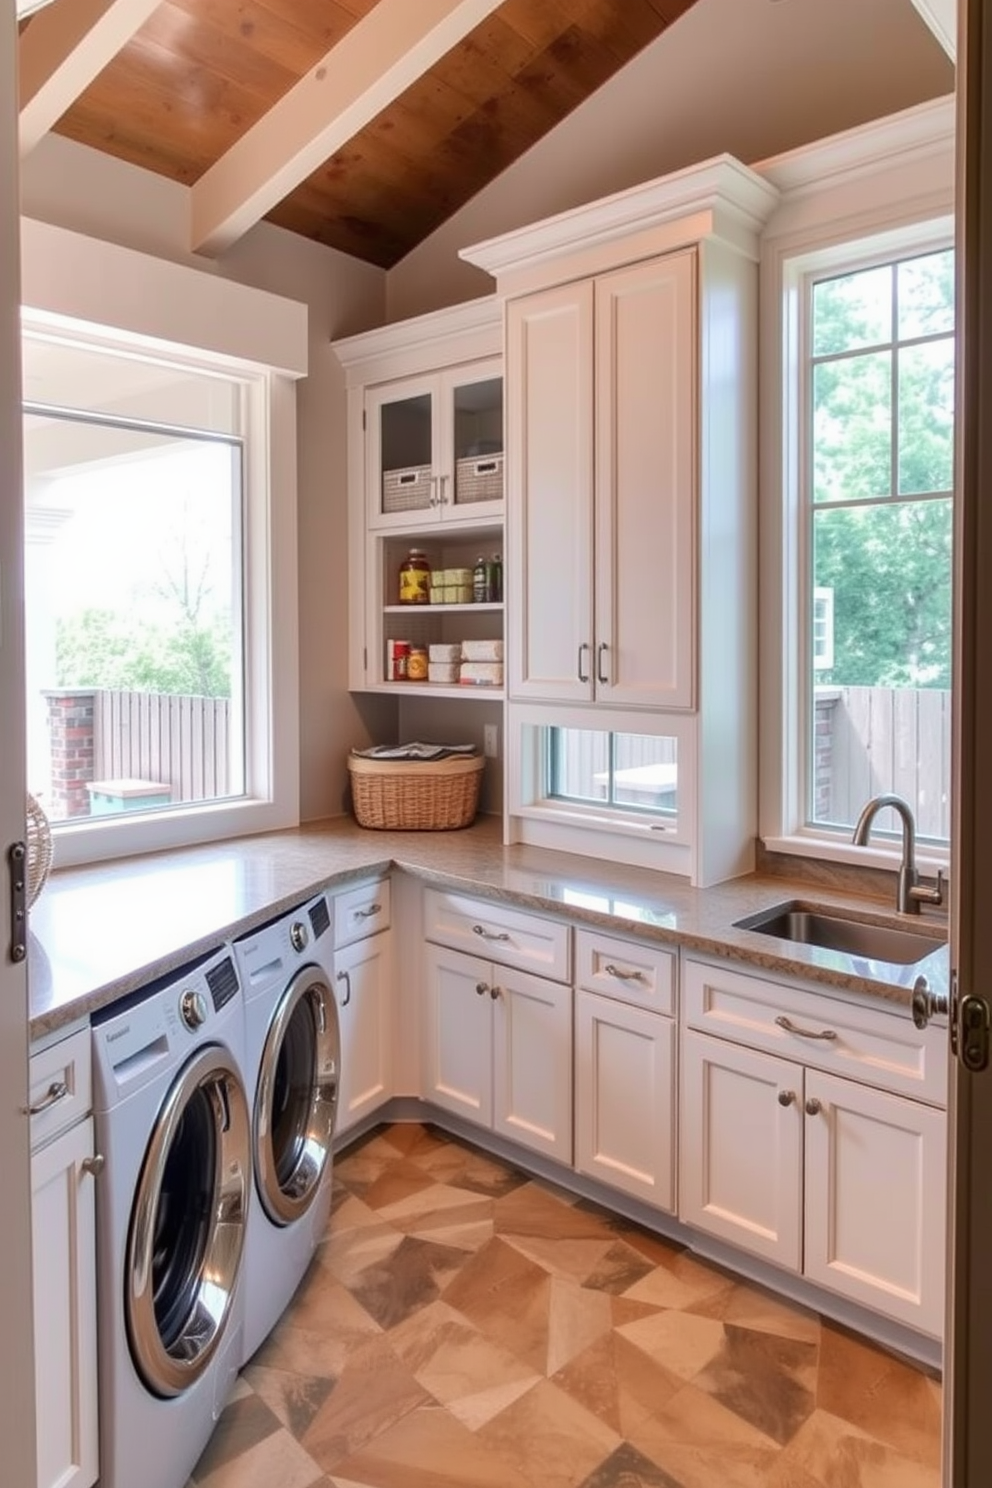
[26,816,951,1041]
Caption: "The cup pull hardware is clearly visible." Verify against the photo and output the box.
[775,1014,838,1042]
[26,1080,69,1116]
[472,924,510,942]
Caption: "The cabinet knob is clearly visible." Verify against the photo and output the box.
[489,984,501,1000]
[476,981,488,997]
[777,1089,796,1107]
[805,1097,822,1116]
[82,1154,105,1178]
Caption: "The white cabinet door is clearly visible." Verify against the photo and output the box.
[423,943,494,1126]
[506,281,594,702]
[32,1117,98,1488]
[493,966,572,1162]
[803,1069,947,1337]
[335,931,393,1134]
[574,989,675,1211]
[680,1029,803,1271]
[594,251,695,710]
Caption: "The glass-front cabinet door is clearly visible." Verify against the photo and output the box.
[367,359,503,530]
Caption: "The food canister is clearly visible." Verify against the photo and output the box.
[399,549,432,604]
[386,639,410,680]
[407,645,429,681]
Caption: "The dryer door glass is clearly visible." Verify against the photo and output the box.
[254,969,341,1225]
[126,1047,250,1397]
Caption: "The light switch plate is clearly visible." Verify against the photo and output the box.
[484,724,499,759]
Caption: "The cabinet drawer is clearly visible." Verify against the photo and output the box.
[334,877,391,948]
[423,888,570,983]
[683,957,946,1107]
[574,929,674,1015]
[28,1027,92,1152]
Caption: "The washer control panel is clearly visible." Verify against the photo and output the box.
[179,988,209,1030]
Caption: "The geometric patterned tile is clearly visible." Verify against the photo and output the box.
[192,1124,942,1488]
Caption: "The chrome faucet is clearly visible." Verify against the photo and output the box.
[851,794,945,915]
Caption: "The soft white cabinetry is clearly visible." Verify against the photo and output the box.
[679,956,947,1337]
[332,298,506,698]
[332,879,394,1135]
[506,252,694,709]
[573,928,677,1210]
[29,1028,98,1488]
[423,893,572,1163]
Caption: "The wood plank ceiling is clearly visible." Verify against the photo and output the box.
[26,0,702,266]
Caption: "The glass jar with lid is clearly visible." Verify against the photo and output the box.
[399,549,431,604]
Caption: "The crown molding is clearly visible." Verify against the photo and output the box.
[909,0,955,60]
[331,293,500,380]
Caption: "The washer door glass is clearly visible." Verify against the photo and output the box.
[126,1045,250,1398]
[254,967,340,1226]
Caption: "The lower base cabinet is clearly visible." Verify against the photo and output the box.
[335,928,393,1135]
[574,989,675,1211]
[680,1016,946,1338]
[423,942,572,1163]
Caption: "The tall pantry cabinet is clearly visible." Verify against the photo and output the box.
[463,157,780,885]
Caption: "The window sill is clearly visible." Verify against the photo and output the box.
[48,796,298,870]
[762,832,949,881]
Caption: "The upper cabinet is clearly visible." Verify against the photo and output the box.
[368,361,503,530]
[333,299,506,696]
[506,252,694,709]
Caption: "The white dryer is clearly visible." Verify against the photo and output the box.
[91,947,251,1488]
[232,892,340,1363]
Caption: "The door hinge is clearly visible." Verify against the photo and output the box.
[7,841,27,964]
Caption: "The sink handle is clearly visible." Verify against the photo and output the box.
[775,1014,838,1042]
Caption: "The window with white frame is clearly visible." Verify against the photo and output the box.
[21,322,298,865]
[803,245,954,847]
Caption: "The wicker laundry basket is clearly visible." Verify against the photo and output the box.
[26,792,53,907]
[348,752,484,830]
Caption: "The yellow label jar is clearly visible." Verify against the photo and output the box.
[407,645,429,681]
[399,548,431,604]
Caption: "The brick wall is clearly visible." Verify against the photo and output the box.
[44,689,95,819]
[813,689,840,823]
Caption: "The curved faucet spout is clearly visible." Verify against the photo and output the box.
[851,794,943,915]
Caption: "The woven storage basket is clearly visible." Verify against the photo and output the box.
[455,453,503,504]
[26,792,53,908]
[348,752,484,830]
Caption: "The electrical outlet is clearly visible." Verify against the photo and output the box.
[484,724,499,759]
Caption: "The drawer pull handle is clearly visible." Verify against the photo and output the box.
[472,924,510,942]
[604,963,646,982]
[336,969,352,1008]
[82,1154,105,1178]
[26,1080,69,1116]
[355,903,382,920]
[805,1097,823,1116]
[476,981,488,997]
[775,1014,837,1042]
[777,1089,797,1107]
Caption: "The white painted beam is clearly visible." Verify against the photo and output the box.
[190,0,505,257]
[19,0,161,157]
[909,0,956,60]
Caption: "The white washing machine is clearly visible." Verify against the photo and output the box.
[232,892,341,1364]
[91,946,251,1488]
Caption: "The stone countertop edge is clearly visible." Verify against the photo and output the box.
[26,815,950,1041]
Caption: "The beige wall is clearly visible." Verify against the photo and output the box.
[386,0,954,321]
[20,136,394,823]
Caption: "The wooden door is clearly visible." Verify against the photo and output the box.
[422,944,493,1126]
[0,6,36,1483]
[594,250,696,709]
[803,1069,946,1337]
[574,989,675,1210]
[32,1120,99,1488]
[680,1029,803,1270]
[335,932,393,1135]
[492,966,572,1162]
[505,282,594,703]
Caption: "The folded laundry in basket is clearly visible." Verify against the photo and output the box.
[351,741,478,761]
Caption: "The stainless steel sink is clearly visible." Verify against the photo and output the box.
[733,900,946,965]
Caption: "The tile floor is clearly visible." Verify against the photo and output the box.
[188,1123,942,1488]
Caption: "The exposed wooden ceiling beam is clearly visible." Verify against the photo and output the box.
[190,0,506,257]
[19,0,162,157]
[908,0,955,60]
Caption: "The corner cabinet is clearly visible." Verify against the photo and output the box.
[332,298,506,700]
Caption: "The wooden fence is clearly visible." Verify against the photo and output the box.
[821,685,951,840]
[94,689,232,803]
